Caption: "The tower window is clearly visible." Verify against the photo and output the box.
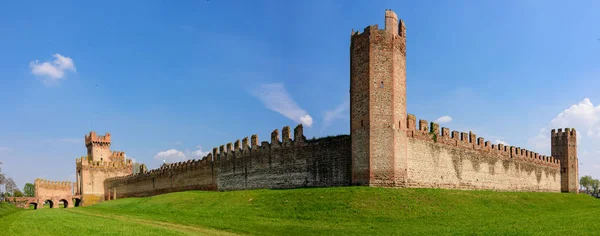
[380,81,384,88]
[361,120,364,128]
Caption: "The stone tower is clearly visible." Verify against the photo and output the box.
[85,131,112,162]
[551,128,579,193]
[77,131,132,206]
[350,9,407,186]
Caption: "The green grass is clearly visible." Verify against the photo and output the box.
[1,187,599,235]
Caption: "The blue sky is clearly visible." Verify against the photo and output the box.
[1,0,599,189]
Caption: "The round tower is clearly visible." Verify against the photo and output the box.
[350,9,407,186]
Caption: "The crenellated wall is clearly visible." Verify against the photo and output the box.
[34,178,74,198]
[104,125,352,197]
[215,125,351,191]
[104,157,216,199]
[404,114,561,192]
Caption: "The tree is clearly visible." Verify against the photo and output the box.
[591,179,600,194]
[4,178,17,196]
[12,189,23,197]
[23,183,35,197]
[580,175,593,192]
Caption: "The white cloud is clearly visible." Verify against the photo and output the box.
[493,140,509,146]
[0,147,10,152]
[29,53,76,85]
[434,115,452,124]
[322,100,349,131]
[154,145,211,164]
[192,145,211,158]
[549,98,600,138]
[154,149,186,163]
[251,83,313,127]
[528,98,600,179]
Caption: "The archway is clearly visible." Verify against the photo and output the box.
[59,199,69,208]
[44,200,54,209]
[73,198,81,207]
[27,202,38,210]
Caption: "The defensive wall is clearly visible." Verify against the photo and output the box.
[104,125,352,198]
[105,120,562,198]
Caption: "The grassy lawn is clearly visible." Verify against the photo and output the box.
[1,187,599,235]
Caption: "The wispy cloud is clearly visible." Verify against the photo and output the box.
[154,145,212,164]
[434,115,452,124]
[0,147,11,152]
[322,100,349,132]
[251,83,313,127]
[29,53,76,85]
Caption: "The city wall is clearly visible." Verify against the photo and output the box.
[104,125,352,197]
[35,178,74,198]
[104,118,560,199]
[404,114,561,192]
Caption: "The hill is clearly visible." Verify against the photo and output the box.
[1,187,599,235]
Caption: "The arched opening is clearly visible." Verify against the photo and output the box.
[44,200,54,209]
[28,202,38,210]
[59,199,69,208]
[73,198,81,207]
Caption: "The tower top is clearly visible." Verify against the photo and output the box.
[352,9,405,38]
[85,131,111,146]
[551,128,576,138]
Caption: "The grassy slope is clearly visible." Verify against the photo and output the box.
[81,187,599,235]
[1,187,599,235]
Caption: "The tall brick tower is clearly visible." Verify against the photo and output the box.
[350,9,407,186]
[551,128,579,193]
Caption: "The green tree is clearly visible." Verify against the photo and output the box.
[13,189,23,197]
[23,183,35,197]
[580,175,593,192]
[591,179,600,194]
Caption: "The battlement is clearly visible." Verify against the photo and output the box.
[77,155,133,170]
[104,156,213,186]
[551,128,577,138]
[211,124,306,161]
[406,114,560,167]
[85,131,111,146]
[111,151,125,157]
[351,9,405,38]
[34,178,73,189]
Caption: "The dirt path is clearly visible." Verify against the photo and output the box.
[70,210,239,236]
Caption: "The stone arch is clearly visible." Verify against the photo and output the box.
[44,199,55,209]
[26,202,39,210]
[73,198,81,207]
[59,199,70,208]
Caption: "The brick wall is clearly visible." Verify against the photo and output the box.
[104,125,352,197]
[404,114,561,192]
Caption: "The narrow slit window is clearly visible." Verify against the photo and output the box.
[380,81,384,88]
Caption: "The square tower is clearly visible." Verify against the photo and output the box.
[77,131,133,206]
[551,128,579,193]
[350,9,408,186]
[85,132,112,162]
